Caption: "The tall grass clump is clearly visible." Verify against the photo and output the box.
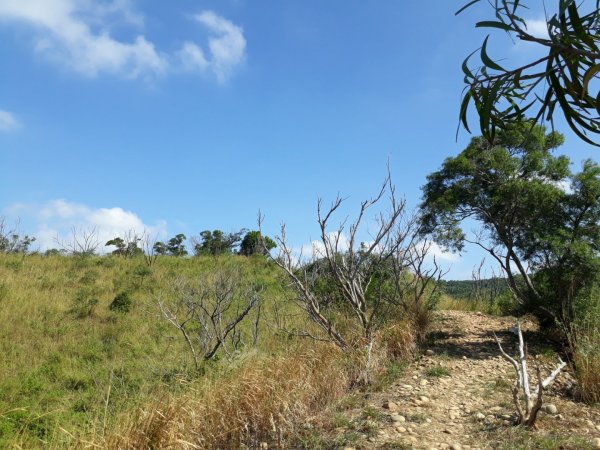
[105,344,349,449]
[570,290,600,403]
[102,313,418,449]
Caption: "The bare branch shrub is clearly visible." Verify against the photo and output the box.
[494,322,566,427]
[157,268,261,370]
[55,226,100,256]
[140,231,159,267]
[268,173,444,367]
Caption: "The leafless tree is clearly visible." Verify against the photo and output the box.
[390,239,447,342]
[494,322,566,427]
[157,269,261,370]
[267,172,445,355]
[140,231,159,267]
[470,259,504,307]
[55,226,100,256]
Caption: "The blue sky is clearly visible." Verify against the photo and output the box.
[0,0,597,278]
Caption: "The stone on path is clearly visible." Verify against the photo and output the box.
[391,414,405,422]
[383,400,399,411]
[542,404,558,415]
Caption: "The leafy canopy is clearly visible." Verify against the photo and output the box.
[421,121,600,322]
[458,0,600,145]
[239,231,276,256]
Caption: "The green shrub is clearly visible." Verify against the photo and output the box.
[70,287,99,318]
[110,291,133,313]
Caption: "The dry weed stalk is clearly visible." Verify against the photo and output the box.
[494,321,566,427]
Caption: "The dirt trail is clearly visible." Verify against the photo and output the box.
[332,311,600,450]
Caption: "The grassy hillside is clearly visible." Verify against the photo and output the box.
[0,253,291,448]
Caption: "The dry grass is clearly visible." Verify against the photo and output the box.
[437,294,507,316]
[0,253,422,448]
[102,344,349,449]
[380,322,417,362]
[573,328,600,403]
[98,318,420,449]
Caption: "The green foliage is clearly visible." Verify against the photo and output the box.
[425,365,451,378]
[457,0,600,145]
[239,230,276,256]
[0,252,293,448]
[109,291,133,313]
[438,279,509,300]
[70,287,99,318]
[105,237,143,257]
[152,240,168,255]
[154,234,188,256]
[421,122,600,324]
[167,233,188,256]
[0,218,36,254]
[193,229,245,256]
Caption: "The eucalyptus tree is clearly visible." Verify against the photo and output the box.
[458,0,600,145]
[420,122,600,324]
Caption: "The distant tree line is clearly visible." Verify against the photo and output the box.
[437,279,509,301]
[0,219,277,260]
[150,229,276,257]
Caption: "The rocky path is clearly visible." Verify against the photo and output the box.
[330,311,600,450]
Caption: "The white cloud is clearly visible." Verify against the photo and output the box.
[427,241,460,263]
[0,1,246,81]
[178,11,246,82]
[525,18,550,39]
[4,199,167,252]
[0,109,20,131]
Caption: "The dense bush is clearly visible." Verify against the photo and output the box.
[109,291,133,313]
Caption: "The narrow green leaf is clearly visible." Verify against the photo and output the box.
[583,64,600,98]
[514,69,523,90]
[459,90,473,134]
[481,36,505,72]
[475,21,513,31]
[462,49,478,79]
[455,0,481,16]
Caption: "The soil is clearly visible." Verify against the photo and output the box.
[326,311,600,450]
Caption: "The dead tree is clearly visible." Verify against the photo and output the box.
[55,226,100,256]
[140,230,159,267]
[469,259,504,308]
[157,269,261,370]
[390,239,447,341]
[268,172,443,355]
[494,321,567,427]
